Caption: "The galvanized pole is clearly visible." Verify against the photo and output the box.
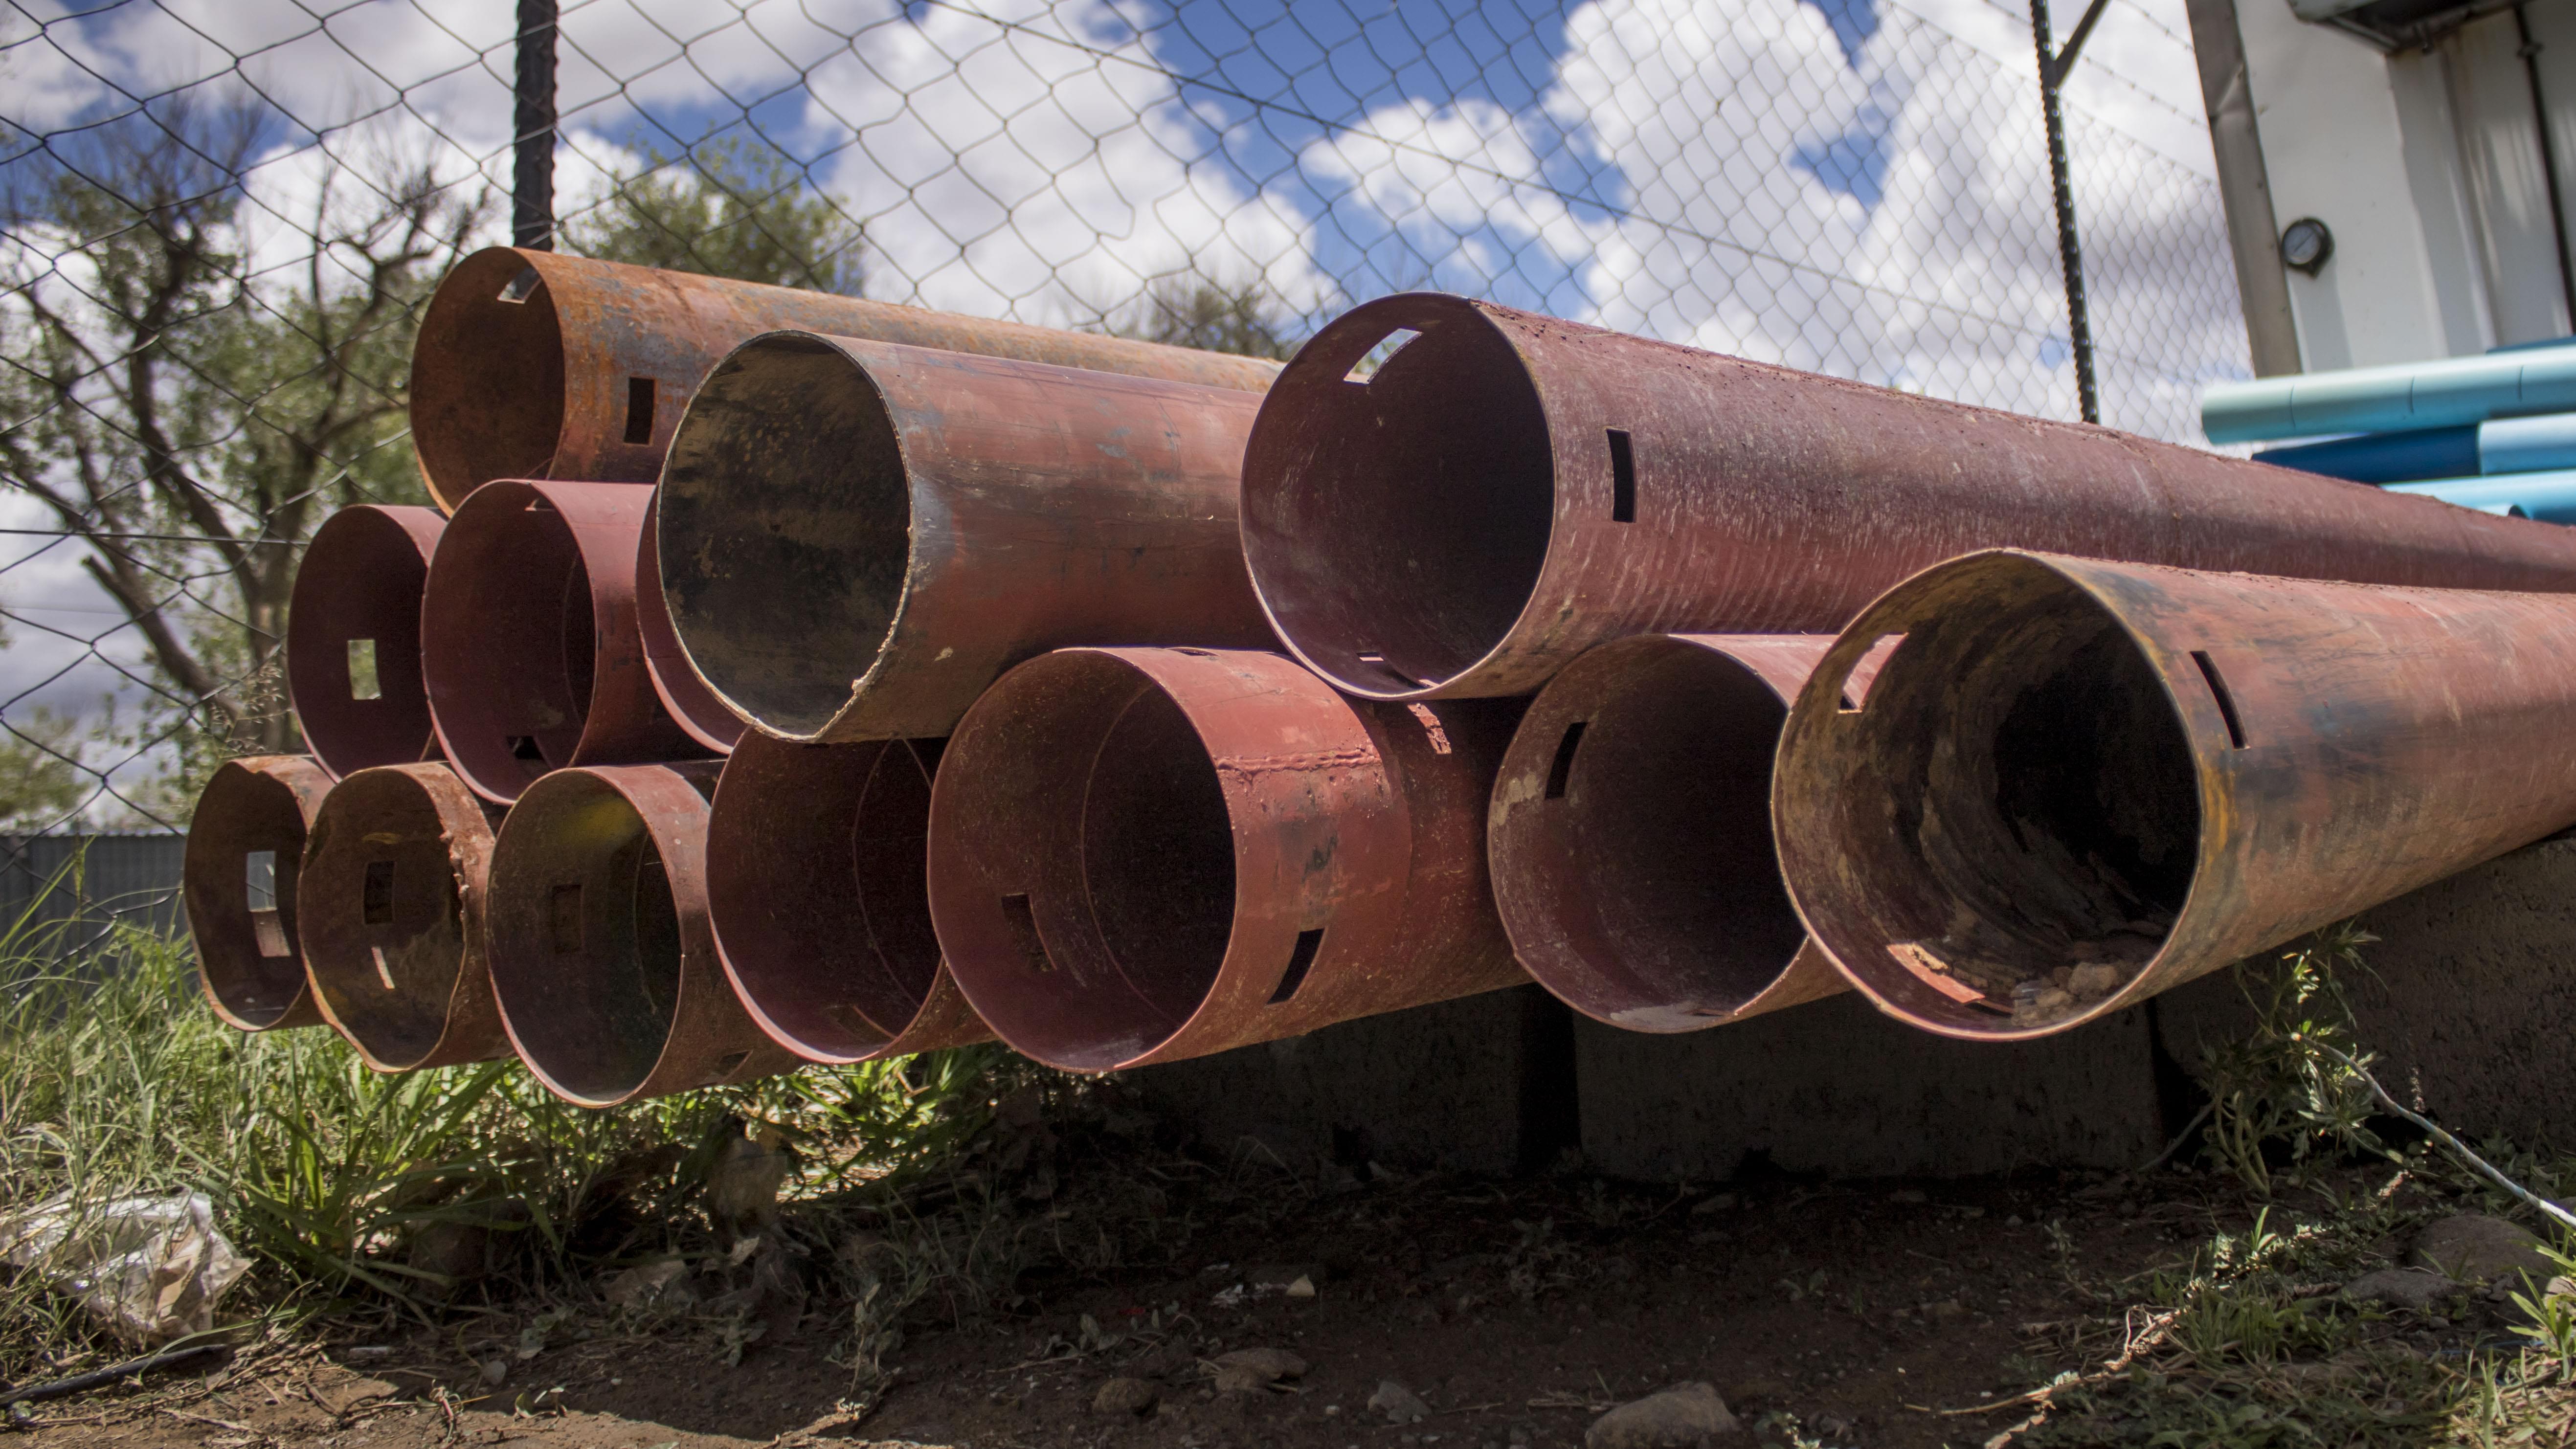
[513,0,558,250]
[2032,0,2103,424]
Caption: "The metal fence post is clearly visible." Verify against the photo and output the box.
[2033,0,2107,424]
[514,0,559,251]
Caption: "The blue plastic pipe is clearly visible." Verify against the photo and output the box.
[2253,411,2576,482]
[2387,470,2576,523]
[2203,345,2576,443]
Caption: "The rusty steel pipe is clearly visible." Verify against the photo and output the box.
[486,762,797,1106]
[706,732,990,1063]
[297,762,510,1071]
[183,756,332,1031]
[408,247,1280,512]
[422,479,706,804]
[1488,635,1886,1033]
[1774,549,2576,1042]
[1239,293,2576,702]
[634,507,741,753]
[288,505,444,780]
[925,647,1528,1071]
[657,334,1277,743]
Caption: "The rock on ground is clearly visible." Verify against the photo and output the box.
[1370,1379,1432,1424]
[1093,1377,1159,1416]
[2341,1267,2460,1314]
[2412,1215,2557,1286]
[1587,1382,1742,1449]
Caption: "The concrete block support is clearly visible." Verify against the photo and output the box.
[1573,995,2172,1182]
[2158,833,2576,1146]
[1127,984,1578,1178]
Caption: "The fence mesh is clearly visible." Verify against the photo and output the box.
[0,0,2247,835]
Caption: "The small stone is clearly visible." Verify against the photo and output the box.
[2343,1268,2460,1314]
[1585,1382,1741,1449]
[603,1255,695,1311]
[1371,1380,1432,1424]
[2066,963,2124,1001]
[1287,1275,1318,1299]
[478,1358,508,1387]
[2414,1215,2557,1286]
[1095,1378,1160,1416]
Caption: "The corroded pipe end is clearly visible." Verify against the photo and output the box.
[635,504,744,753]
[1774,551,2205,1042]
[708,732,990,1063]
[423,479,702,805]
[299,762,510,1072]
[931,647,1518,1072]
[1241,293,1555,701]
[409,248,570,513]
[486,762,795,1106]
[1490,634,1850,1034]
[288,505,445,780]
[183,756,333,1031]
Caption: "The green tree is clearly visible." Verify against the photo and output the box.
[0,98,490,822]
[565,135,865,293]
[1119,275,1300,359]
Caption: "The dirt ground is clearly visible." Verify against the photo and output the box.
[22,1152,2361,1449]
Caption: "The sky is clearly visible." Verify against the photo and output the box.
[0,0,2245,812]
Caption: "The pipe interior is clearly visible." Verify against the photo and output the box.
[1834,584,2200,1028]
[1531,645,1807,1020]
[429,493,596,796]
[939,663,1236,1070]
[709,737,942,1057]
[289,509,434,777]
[1244,304,1554,692]
[302,775,467,1067]
[183,767,309,1027]
[407,249,567,507]
[657,335,910,736]
[494,779,683,1102]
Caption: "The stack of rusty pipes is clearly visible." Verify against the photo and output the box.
[189,261,2576,1112]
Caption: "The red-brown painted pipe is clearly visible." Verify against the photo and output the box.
[1239,293,2576,702]
[706,732,990,1063]
[421,480,706,804]
[634,507,741,753]
[656,334,1277,743]
[1774,549,2576,1041]
[408,247,1280,513]
[287,505,444,780]
[297,762,510,1072]
[485,762,797,1105]
[183,756,331,1031]
[1489,635,1883,1033]
[926,647,1528,1071]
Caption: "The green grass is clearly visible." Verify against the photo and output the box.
[0,870,1021,1379]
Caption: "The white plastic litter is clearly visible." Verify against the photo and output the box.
[0,1191,250,1343]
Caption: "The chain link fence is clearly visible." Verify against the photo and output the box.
[0,0,2247,837]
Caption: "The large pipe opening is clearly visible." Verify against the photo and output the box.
[1782,563,2202,1035]
[288,506,442,779]
[657,334,910,738]
[1239,295,1555,696]
[708,734,945,1060]
[422,483,601,802]
[487,772,688,1105]
[183,758,326,1031]
[1493,639,1810,1029]
[407,249,568,511]
[298,765,491,1071]
[928,655,1238,1071]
